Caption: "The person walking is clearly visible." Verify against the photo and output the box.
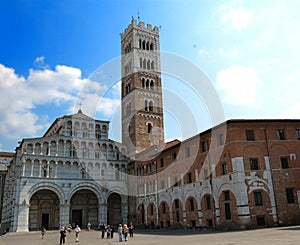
[129,222,134,237]
[87,222,91,231]
[75,224,81,242]
[67,224,72,237]
[118,224,123,242]
[101,224,106,239]
[59,227,66,245]
[123,224,129,242]
[41,226,46,239]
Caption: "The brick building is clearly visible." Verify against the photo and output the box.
[132,120,300,229]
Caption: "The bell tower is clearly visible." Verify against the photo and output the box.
[121,19,164,156]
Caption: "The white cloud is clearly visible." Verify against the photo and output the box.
[221,6,253,31]
[216,66,261,105]
[0,63,119,143]
[34,56,49,69]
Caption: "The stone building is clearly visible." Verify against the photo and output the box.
[121,18,164,156]
[1,110,128,232]
[0,151,14,230]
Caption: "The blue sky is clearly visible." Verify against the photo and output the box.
[1,0,300,151]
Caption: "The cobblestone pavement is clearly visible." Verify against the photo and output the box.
[1,226,300,245]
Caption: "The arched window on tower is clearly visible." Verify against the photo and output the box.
[145,100,148,111]
[140,58,143,68]
[147,60,150,70]
[146,42,150,50]
[143,59,146,69]
[151,61,155,70]
[149,101,153,112]
[139,39,142,49]
[147,123,152,134]
[150,80,154,91]
[150,43,154,51]
[141,78,145,88]
[146,79,150,90]
[142,40,146,50]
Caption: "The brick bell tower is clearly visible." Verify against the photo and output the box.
[121,18,164,156]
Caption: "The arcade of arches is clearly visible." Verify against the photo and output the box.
[29,189,123,231]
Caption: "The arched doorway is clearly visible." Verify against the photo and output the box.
[70,189,98,228]
[136,203,145,226]
[107,193,122,226]
[159,201,170,228]
[29,189,60,231]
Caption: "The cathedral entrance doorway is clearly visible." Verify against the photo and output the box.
[70,189,98,228]
[107,193,122,226]
[71,209,83,228]
[29,189,60,231]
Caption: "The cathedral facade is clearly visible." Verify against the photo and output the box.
[1,110,128,232]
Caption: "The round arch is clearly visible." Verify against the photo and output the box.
[146,202,157,228]
[158,200,170,228]
[171,198,183,225]
[68,182,101,203]
[185,195,198,228]
[69,188,99,229]
[200,193,216,228]
[107,192,122,226]
[29,189,60,231]
[26,182,65,205]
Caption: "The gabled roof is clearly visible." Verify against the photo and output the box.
[63,109,94,121]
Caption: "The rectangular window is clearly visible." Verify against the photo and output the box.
[150,205,154,216]
[219,134,224,145]
[254,191,263,206]
[222,163,228,175]
[161,180,165,189]
[173,152,177,162]
[175,199,179,209]
[296,129,300,140]
[224,203,231,220]
[190,199,194,211]
[281,157,289,169]
[224,191,230,201]
[276,129,285,140]
[187,173,192,183]
[201,141,207,152]
[246,130,255,141]
[186,147,190,157]
[250,158,259,170]
[160,158,164,168]
[286,188,295,203]
[206,196,211,210]
[162,203,166,213]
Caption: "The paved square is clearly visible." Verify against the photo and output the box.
[1,226,300,245]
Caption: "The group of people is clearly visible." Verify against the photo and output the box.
[59,224,81,244]
[40,222,134,244]
[100,222,134,242]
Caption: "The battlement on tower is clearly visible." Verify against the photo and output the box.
[121,18,159,38]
